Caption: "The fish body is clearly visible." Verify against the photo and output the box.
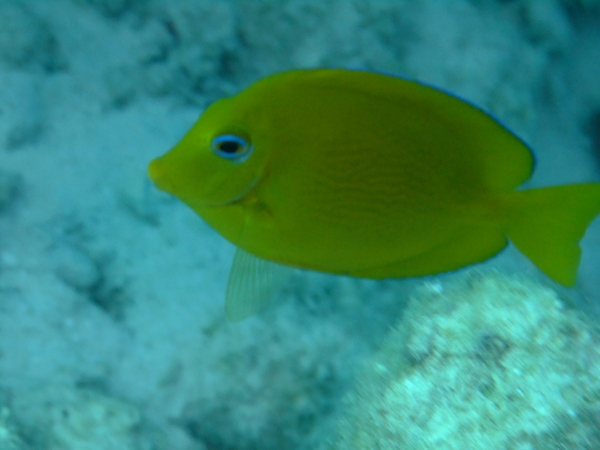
[149,69,600,320]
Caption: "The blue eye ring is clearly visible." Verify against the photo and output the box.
[211,134,253,162]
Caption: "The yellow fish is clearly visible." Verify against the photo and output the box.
[149,69,600,321]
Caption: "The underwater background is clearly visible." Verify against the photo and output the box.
[1,0,600,449]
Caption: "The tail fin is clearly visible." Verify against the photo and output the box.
[505,183,600,286]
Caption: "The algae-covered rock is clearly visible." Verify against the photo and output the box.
[0,2,64,72]
[10,383,195,449]
[327,271,600,450]
[71,0,139,17]
[0,170,23,212]
[10,386,144,450]
[48,389,141,450]
[0,406,27,450]
[0,72,44,150]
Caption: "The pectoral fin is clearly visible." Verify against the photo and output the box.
[225,248,294,321]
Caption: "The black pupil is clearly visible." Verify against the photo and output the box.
[218,140,242,154]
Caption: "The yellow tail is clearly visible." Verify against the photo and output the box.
[505,183,600,286]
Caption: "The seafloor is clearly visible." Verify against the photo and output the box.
[1,1,600,449]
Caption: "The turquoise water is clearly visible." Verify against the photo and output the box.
[0,1,599,449]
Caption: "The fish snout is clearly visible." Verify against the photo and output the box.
[148,158,175,194]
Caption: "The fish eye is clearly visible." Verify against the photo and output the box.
[211,134,253,162]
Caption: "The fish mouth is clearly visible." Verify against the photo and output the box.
[148,158,176,194]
